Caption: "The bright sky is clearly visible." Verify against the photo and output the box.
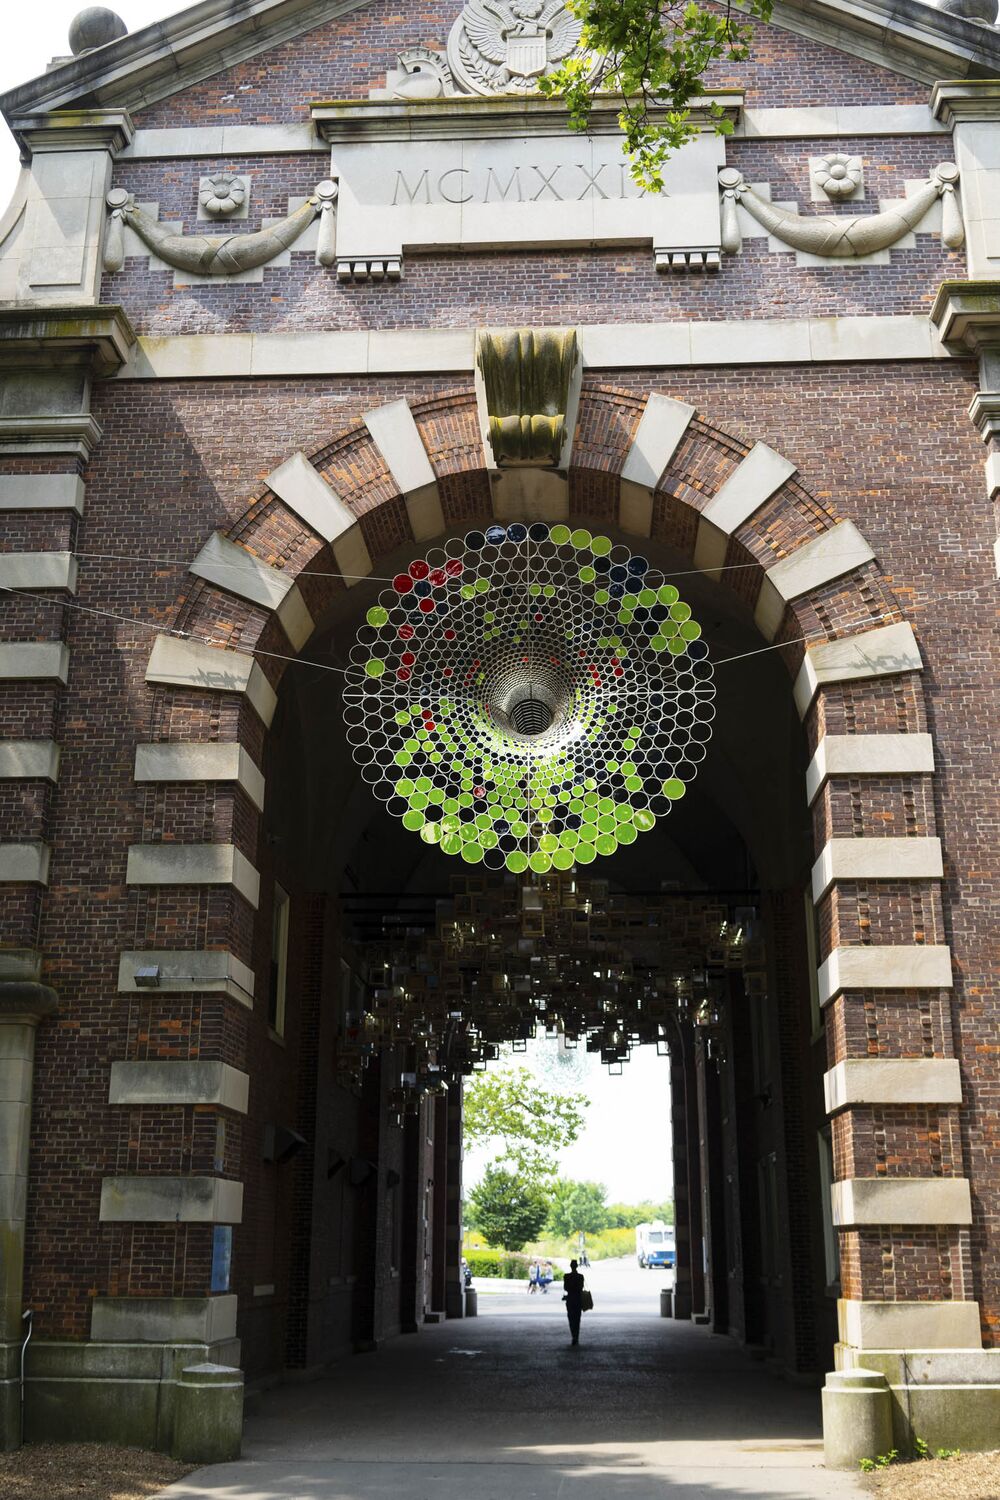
[464,1036,674,1206]
[0,3,188,215]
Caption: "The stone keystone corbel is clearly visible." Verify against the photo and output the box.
[103,180,339,277]
[718,163,964,258]
[475,327,580,468]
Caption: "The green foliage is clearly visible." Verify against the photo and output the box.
[858,1450,899,1473]
[529,1226,636,1261]
[464,1248,534,1279]
[464,1066,588,1181]
[546,1179,610,1237]
[469,1166,551,1251]
[859,1437,960,1472]
[606,1199,675,1229]
[538,0,774,191]
[913,1436,960,1461]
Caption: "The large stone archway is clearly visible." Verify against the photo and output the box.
[127,380,968,1384]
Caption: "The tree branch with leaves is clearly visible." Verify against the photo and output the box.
[539,0,774,190]
[464,1065,588,1181]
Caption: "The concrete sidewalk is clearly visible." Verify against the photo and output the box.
[159,1268,863,1500]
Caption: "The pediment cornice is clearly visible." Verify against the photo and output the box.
[0,0,997,125]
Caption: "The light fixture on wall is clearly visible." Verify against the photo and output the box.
[262,1124,307,1164]
[133,965,161,988]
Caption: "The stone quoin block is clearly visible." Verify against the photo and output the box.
[818,944,953,1004]
[108,1060,250,1113]
[793,622,923,717]
[0,842,51,885]
[134,743,265,811]
[99,1177,244,1224]
[805,733,935,803]
[145,635,277,726]
[90,1294,239,1344]
[125,843,260,909]
[0,473,85,513]
[811,835,943,900]
[838,1299,984,1351]
[831,1176,972,1228]
[0,741,60,781]
[0,642,70,683]
[0,552,78,593]
[824,1058,963,1112]
[116,949,255,1005]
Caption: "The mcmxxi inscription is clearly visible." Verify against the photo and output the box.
[391,161,647,205]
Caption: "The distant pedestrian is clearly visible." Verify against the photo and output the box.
[563,1258,585,1345]
[528,1259,540,1294]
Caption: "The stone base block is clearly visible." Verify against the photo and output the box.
[837,1345,1000,1456]
[23,1339,242,1452]
[172,1363,243,1464]
[91,1294,237,1343]
[1,1373,20,1452]
[822,1369,893,1469]
[672,1287,692,1320]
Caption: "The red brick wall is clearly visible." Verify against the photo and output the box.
[131,2,925,129]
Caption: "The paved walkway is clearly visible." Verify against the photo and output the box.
[160,1263,863,1500]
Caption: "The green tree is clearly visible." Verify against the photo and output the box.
[547,1179,610,1237]
[607,1199,675,1228]
[463,1065,588,1182]
[539,0,774,191]
[470,1166,551,1251]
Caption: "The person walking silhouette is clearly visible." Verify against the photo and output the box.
[563,1258,585,1346]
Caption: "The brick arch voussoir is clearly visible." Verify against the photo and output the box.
[147,384,920,739]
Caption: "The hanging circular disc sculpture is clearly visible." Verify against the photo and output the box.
[344,523,716,873]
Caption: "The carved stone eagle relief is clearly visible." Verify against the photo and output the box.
[446,0,590,94]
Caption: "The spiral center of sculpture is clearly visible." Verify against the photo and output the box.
[509,696,554,736]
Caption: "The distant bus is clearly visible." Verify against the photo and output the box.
[636,1220,675,1269]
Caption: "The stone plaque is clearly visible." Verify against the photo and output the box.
[320,109,729,279]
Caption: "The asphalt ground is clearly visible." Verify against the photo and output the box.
[159,1258,863,1500]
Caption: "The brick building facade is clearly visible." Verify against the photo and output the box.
[0,0,998,1466]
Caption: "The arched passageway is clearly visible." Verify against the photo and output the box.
[131,384,929,1380]
[20,378,956,1461]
